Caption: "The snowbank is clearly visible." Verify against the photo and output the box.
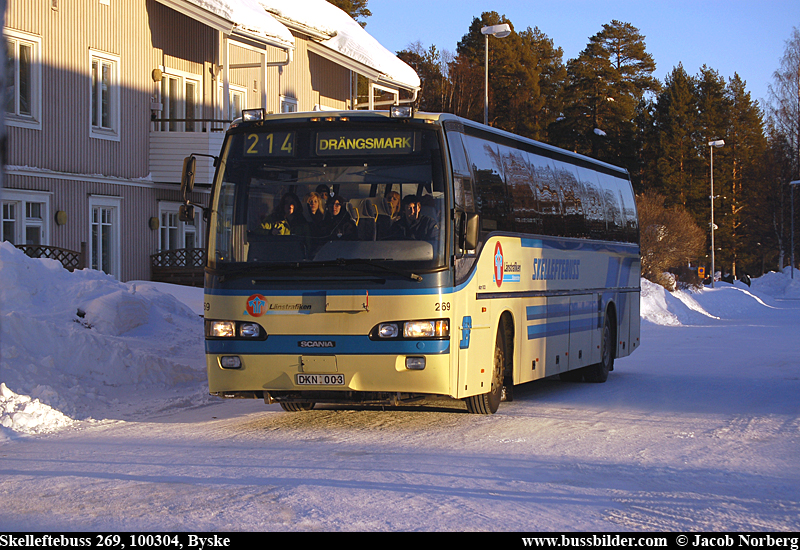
[641,270,798,327]
[0,242,208,439]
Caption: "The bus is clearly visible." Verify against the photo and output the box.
[180,107,640,414]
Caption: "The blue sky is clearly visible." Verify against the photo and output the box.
[366,0,800,106]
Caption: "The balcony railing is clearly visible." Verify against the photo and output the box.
[16,244,86,271]
[150,247,206,288]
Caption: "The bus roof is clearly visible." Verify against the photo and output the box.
[235,110,630,178]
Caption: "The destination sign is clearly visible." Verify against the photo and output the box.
[316,131,417,156]
[243,131,295,157]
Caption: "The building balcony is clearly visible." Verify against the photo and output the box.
[149,119,230,187]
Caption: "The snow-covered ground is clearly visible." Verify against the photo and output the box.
[1,241,799,531]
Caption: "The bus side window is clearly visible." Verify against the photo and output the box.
[576,167,607,241]
[464,135,511,233]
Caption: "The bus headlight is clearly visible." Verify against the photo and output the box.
[404,319,449,338]
[206,320,265,339]
[378,323,399,338]
[208,320,235,338]
[372,319,449,340]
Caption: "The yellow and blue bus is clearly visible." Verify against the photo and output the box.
[181,107,640,414]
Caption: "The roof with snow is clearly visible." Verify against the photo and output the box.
[156,0,420,91]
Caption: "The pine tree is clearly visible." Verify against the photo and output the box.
[552,21,659,168]
[649,65,703,212]
[722,74,767,277]
[326,0,371,27]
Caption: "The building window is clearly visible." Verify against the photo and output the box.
[1,190,50,245]
[281,96,298,113]
[159,71,201,132]
[89,196,121,277]
[158,202,201,252]
[228,86,246,121]
[90,50,120,140]
[4,29,41,129]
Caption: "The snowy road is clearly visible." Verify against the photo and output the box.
[3,320,800,531]
[1,244,799,531]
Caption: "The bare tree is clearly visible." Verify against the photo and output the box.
[767,27,800,175]
[637,192,706,289]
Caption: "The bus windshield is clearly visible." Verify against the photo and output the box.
[208,124,447,273]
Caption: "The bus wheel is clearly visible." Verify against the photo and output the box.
[465,327,505,414]
[280,402,315,412]
[585,315,614,383]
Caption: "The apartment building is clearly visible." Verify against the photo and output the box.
[3,0,419,280]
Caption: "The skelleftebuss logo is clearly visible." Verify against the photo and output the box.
[246,294,268,317]
[493,242,504,288]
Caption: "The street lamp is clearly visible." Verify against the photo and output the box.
[708,139,725,288]
[791,180,800,279]
[481,23,511,126]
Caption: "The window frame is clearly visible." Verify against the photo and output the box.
[157,201,201,252]
[280,95,298,113]
[88,195,122,277]
[89,49,121,141]
[4,29,42,130]
[1,189,52,246]
[157,68,202,132]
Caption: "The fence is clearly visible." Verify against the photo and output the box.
[16,243,86,271]
[150,247,206,287]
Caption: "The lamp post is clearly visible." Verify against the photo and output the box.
[708,139,725,288]
[791,180,800,279]
[481,23,511,126]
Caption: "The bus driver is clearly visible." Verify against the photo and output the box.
[387,195,439,241]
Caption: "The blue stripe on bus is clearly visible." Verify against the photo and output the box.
[527,316,597,340]
[526,299,597,321]
[206,336,450,356]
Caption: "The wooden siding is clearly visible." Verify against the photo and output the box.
[3,1,368,281]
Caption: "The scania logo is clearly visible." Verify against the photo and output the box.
[298,340,336,348]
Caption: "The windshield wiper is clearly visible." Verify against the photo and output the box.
[330,258,423,282]
[209,263,303,282]
[210,259,423,283]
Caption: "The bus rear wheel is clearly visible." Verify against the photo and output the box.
[280,402,316,412]
[465,327,505,414]
[584,315,614,383]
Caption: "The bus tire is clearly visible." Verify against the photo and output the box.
[585,314,614,383]
[280,402,315,412]
[465,326,505,414]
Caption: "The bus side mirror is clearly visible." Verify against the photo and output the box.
[464,212,480,250]
[179,204,194,223]
[181,155,196,201]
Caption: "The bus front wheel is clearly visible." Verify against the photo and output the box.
[465,327,505,414]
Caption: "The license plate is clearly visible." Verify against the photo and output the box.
[296,373,345,386]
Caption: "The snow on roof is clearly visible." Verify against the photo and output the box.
[259,0,420,90]
[168,0,420,90]
[185,0,295,48]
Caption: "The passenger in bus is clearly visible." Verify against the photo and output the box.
[259,192,309,236]
[322,195,357,241]
[316,184,332,204]
[387,195,439,241]
[386,191,402,221]
[303,191,325,237]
